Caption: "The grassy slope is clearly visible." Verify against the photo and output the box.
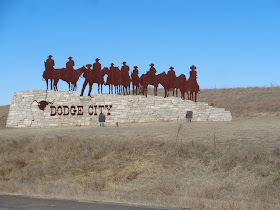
[0,130,280,209]
[147,86,280,118]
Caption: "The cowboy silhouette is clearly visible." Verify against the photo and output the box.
[131,66,140,95]
[93,58,101,83]
[189,65,197,80]
[121,61,130,75]
[148,63,157,83]
[121,61,130,95]
[189,65,200,102]
[167,66,176,95]
[66,56,75,82]
[66,56,75,71]
[45,55,55,71]
[80,64,93,96]
[109,63,115,80]
[132,66,139,75]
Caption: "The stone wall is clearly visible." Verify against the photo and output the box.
[6,90,232,128]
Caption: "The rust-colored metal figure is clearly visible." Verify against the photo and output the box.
[113,65,121,94]
[107,63,121,94]
[99,67,110,94]
[147,63,159,96]
[107,63,115,94]
[139,73,149,97]
[42,55,200,102]
[120,61,131,95]
[176,74,189,100]
[43,56,85,91]
[157,72,169,98]
[52,66,86,91]
[167,66,176,96]
[80,64,94,96]
[189,65,200,102]
[131,66,140,95]
[66,56,75,87]
[93,58,102,94]
[43,55,55,90]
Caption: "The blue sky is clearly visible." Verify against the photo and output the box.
[0,0,279,105]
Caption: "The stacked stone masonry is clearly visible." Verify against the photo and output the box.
[6,90,232,128]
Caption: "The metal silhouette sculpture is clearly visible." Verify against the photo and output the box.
[43,55,55,90]
[147,63,159,96]
[80,64,94,96]
[42,56,200,102]
[106,63,121,94]
[43,55,86,91]
[131,66,140,95]
[92,58,103,94]
[106,63,116,94]
[120,61,131,95]
[189,65,200,102]
[53,66,86,91]
[99,67,110,94]
[167,66,177,96]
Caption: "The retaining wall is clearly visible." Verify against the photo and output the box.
[6,90,232,128]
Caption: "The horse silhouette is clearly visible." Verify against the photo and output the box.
[42,68,54,90]
[139,73,149,97]
[176,74,190,100]
[106,66,121,94]
[157,72,170,98]
[98,67,110,94]
[43,67,86,91]
[53,66,86,91]
[80,67,110,96]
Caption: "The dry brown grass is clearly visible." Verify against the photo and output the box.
[197,87,280,118]
[0,87,280,209]
[0,118,280,209]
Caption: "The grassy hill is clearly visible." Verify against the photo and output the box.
[146,86,280,118]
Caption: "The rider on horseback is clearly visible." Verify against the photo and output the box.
[121,61,130,95]
[131,66,140,95]
[121,61,130,76]
[132,66,139,75]
[148,63,157,83]
[189,65,200,102]
[189,65,197,80]
[45,55,55,72]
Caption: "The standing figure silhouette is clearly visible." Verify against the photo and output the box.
[66,56,75,90]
